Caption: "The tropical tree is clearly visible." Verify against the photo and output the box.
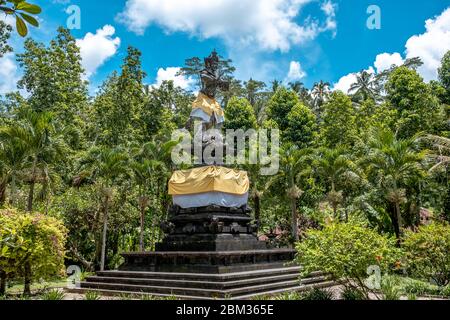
[362,128,427,243]
[0,20,12,58]
[268,146,312,241]
[314,147,359,219]
[311,80,330,116]
[131,140,177,251]
[78,147,129,271]
[0,109,65,212]
[349,70,380,102]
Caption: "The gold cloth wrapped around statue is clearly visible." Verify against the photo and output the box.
[169,166,249,196]
[190,92,225,124]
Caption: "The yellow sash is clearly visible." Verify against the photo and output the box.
[169,166,249,196]
[192,92,225,118]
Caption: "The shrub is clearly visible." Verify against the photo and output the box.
[403,223,450,286]
[381,276,401,300]
[296,221,401,298]
[0,208,67,295]
[301,288,334,300]
[84,291,101,300]
[42,289,65,300]
[401,278,440,296]
[341,287,366,300]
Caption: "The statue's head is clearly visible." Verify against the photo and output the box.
[204,50,219,72]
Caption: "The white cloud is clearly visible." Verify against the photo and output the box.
[117,0,337,52]
[153,67,195,90]
[334,8,450,87]
[374,52,404,73]
[405,8,450,81]
[76,25,121,78]
[0,53,20,95]
[333,67,374,93]
[285,61,306,82]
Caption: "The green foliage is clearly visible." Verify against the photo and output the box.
[320,91,357,147]
[41,289,65,300]
[438,50,450,101]
[341,287,366,300]
[296,221,401,296]
[0,1,42,37]
[266,87,299,131]
[403,223,450,286]
[0,208,67,294]
[224,97,257,131]
[0,20,12,58]
[301,287,334,300]
[400,278,441,296]
[386,66,444,138]
[284,103,317,148]
[84,291,101,300]
[381,276,401,300]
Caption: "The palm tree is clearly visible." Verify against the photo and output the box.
[362,128,427,243]
[78,147,129,271]
[349,70,380,102]
[0,109,65,211]
[314,147,359,219]
[288,81,311,106]
[131,140,177,251]
[268,146,312,241]
[311,81,330,116]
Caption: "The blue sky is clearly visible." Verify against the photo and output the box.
[1,0,450,95]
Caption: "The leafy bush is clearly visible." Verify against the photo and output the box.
[301,288,334,300]
[0,208,67,295]
[296,221,401,297]
[442,285,450,298]
[273,291,303,300]
[84,291,101,300]
[400,278,440,296]
[341,287,366,300]
[42,289,65,300]
[381,276,401,300]
[403,223,450,286]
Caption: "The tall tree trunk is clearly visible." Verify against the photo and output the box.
[254,193,261,229]
[395,201,403,243]
[9,175,16,206]
[27,160,37,212]
[389,202,401,246]
[0,270,6,296]
[23,261,32,296]
[100,197,109,272]
[0,180,6,205]
[290,197,299,242]
[139,203,145,251]
[27,181,35,212]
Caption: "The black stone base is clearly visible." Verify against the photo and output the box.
[119,249,296,273]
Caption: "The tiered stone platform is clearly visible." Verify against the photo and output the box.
[72,205,333,299]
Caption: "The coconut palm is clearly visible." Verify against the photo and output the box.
[311,81,330,116]
[78,147,129,271]
[349,70,381,102]
[268,146,313,241]
[362,128,427,243]
[314,147,359,219]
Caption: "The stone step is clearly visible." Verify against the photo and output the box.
[81,276,325,298]
[80,278,306,298]
[94,265,303,282]
[84,273,304,290]
[68,279,336,300]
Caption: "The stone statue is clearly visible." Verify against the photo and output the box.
[189,50,230,165]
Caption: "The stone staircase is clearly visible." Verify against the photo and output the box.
[69,265,334,300]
